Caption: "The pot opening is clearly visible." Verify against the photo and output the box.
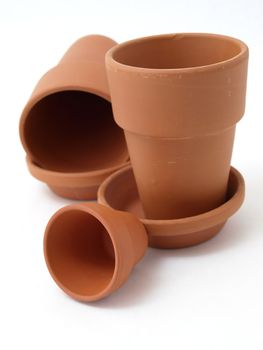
[24,91,128,172]
[112,34,243,69]
[45,209,115,298]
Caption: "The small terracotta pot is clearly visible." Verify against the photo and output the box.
[106,33,248,219]
[98,165,245,248]
[20,35,129,200]
[44,202,148,301]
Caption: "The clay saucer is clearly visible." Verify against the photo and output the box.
[98,165,245,248]
[27,156,130,200]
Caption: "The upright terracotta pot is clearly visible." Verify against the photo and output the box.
[106,33,248,220]
[20,35,129,200]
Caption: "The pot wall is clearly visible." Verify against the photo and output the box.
[125,126,235,219]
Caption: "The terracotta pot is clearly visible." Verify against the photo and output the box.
[20,35,129,200]
[106,33,248,219]
[44,202,148,301]
[98,165,245,248]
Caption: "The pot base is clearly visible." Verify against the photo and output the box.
[98,165,245,249]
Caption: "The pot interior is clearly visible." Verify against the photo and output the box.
[45,209,115,298]
[24,91,128,172]
[112,34,242,69]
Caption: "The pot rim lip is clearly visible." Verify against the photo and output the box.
[106,32,248,74]
[44,203,122,302]
[26,156,130,186]
[98,164,245,232]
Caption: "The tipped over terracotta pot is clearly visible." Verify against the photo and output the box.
[20,35,129,200]
[106,33,248,220]
[44,202,148,301]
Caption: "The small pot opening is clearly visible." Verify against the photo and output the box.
[112,34,243,69]
[24,91,128,172]
[45,209,115,298]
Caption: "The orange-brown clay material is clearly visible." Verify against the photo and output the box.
[98,165,245,249]
[44,202,148,302]
[20,35,129,200]
[26,156,129,200]
[106,33,248,220]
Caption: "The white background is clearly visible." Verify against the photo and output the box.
[0,0,262,349]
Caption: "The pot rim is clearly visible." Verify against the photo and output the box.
[106,32,248,74]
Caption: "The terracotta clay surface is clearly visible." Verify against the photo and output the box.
[106,33,248,220]
[27,156,129,200]
[98,165,245,248]
[20,35,129,199]
[44,202,148,301]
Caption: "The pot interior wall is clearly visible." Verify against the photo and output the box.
[45,209,115,297]
[112,34,242,69]
[24,91,128,172]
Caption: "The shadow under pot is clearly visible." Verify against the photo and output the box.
[20,35,129,200]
